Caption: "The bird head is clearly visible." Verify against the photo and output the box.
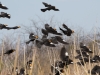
[17,26,21,28]
[72,30,74,33]
[4,24,8,26]
[35,35,38,39]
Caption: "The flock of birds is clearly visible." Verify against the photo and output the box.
[0,2,20,30]
[0,2,100,75]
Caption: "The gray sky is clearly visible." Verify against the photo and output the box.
[0,0,100,38]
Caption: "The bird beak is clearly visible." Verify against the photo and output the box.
[72,30,74,33]
[35,35,38,39]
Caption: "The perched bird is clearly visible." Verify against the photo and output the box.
[41,29,48,36]
[80,43,93,53]
[92,55,100,62]
[0,24,8,29]
[75,50,89,59]
[5,26,21,30]
[4,49,16,55]
[0,2,8,9]
[89,65,100,75]
[41,2,59,12]
[26,33,38,44]
[77,57,95,66]
[55,36,69,44]
[60,46,73,65]
[26,60,32,69]
[19,68,25,75]
[0,12,10,19]
[51,65,64,75]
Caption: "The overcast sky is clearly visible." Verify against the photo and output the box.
[0,0,100,39]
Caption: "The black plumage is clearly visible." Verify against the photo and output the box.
[26,60,32,69]
[35,40,43,48]
[41,29,48,36]
[0,12,10,19]
[4,49,15,55]
[26,33,38,44]
[59,24,74,36]
[60,46,73,65]
[0,2,8,10]
[89,65,100,75]
[55,36,69,44]
[80,43,93,53]
[41,2,59,12]
[0,24,8,29]
[92,55,100,62]
[5,26,21,30]
[43,39,56,47]
[45,24,62,35]
[42,2,51,7]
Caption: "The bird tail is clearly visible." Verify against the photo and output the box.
[41,9,46,12]
[59,27,64,32]
[56,33,62,35]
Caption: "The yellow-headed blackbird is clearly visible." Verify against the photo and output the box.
[41,29,48,36]
[89,65,100,75]
[5,26,20,30]
[0,12,10,19]
[59,24,74,36]
[26,33,38,44]
[45,24,62,35]
[75,50,89,59]
[41,2,59,12]
[26,60,32,69]
[0,2,8,10]
[44,39,56,47]
[19,68,25,75]
[4,49,15,55]
[0,24,8,29]
[35,40,43,48]
[80,42,93,53]
[60,46,73,65]
[55,36,69,44]
[92,55,100,62]
[49,37,58,44]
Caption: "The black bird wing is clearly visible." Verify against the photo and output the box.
[42,2,51,7]
[60,46,69,61]
[41,29,48,36]
[55,36,69,44]
[62,24,68,29]
[35,40,43,48]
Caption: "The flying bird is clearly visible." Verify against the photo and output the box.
[4,49,16,55]
[0,2,8,10]
[0,24,8,29]
[5,26,21,30]
[59,24,74,36]
[41,29,48,36]
[41,2,59,12]
[55,36,69,44]
[0,12,10,19]
[45,24,62,35]
[26,33,38,44]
